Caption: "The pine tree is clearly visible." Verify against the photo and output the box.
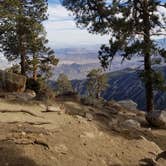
[27,24,58,80]
[0,0,48,76]
[87,69,108,99]
[62,0,166,112]
[57,74,73,95]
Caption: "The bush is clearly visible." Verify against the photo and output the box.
[26,78,56,101]
[80,96,105,108]
[26,78,41,93]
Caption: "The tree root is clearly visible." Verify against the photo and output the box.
[1,138,49,149]
[7,121,52,125]
[0,109,43,118]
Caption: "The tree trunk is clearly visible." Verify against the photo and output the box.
[33,55,38,81]
[18,5,26,76]
[143,0,154,113]
[33,64,38,81]
[20,48,26,76]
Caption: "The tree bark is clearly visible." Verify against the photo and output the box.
[143,0,154,113]
[33,55,38,81]
[20,48,26,76]
[18,5,26,76]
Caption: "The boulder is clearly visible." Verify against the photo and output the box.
[146,111,166,128]
[118,100,138,110]
[85,112,93,121]
[0,70,26,92]
[106,100,122,112]
[122,119,141,129]
[46,106,62,113]
[14,90,36,101]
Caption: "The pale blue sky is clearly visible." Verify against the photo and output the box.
[46,0,166,48]
[45,0,108,48]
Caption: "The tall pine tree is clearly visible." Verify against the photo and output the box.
[62,0,166,113]
[0,0,48,75]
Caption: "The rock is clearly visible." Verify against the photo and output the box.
[75,115,88,124]
[156,151,166,161]
[25,89,36,98]
[106,101,122,112]
[95,111,110,119]
[14,90,36,101]
[46,106,61,112]
[0,70,26,92]
[39,104,47,110]
[122,119,141,129]
[118,100,138,110]
[105,106,119,114]
[108,119,118,128]
[80,132,95,139]
[139,158,158,166]
[108,159,123,166]
[146,111,166,128]
[85,112,93,121]
[54,144,68,154]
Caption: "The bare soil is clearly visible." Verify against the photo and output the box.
[0,99,165,166]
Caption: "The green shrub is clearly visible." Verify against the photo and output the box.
[26,78,56,101]
[80,96,105,108]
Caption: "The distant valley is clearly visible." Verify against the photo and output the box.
[52,47,143,80]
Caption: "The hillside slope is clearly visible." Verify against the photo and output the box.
[72,66,166,110]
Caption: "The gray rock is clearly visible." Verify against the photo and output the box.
[108,118,118,128]
[146,111,166,128]
[14,90,36,101]
[105,106,119,114]
[118,100,136,109]
[47,106,61,112]
[85,112,93,121]
[122,119,141,129]
[118,100,138,110]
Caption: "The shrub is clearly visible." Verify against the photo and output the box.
[26,78,56,101]
[81,96,105,108]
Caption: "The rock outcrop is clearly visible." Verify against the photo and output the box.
[146,111,166,128]
[118,100,138,110]
[0,70,26,92]
[121,119,141,129]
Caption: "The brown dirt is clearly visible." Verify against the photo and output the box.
[0,99,165,166]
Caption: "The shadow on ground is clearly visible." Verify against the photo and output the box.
[0,141,38,166]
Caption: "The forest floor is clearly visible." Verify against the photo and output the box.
[0,98,165,166]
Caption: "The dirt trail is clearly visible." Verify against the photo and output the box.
[0,99,165,166]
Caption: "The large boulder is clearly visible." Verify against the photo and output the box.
[121,119,141,129]
[118,100,138,110]
[0,70,26,92]
[146,111,166,128]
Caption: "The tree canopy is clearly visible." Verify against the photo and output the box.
[0,0,58,79]
[62,0,166,112]
[87,68,108,99]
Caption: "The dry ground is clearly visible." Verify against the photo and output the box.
[0,99,165,166]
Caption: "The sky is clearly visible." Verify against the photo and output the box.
[45,0,166,48]
[45,0,108,48]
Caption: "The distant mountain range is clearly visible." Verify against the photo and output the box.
[51,63,100,80]
[52,47,144,80]
[72,66,166,111]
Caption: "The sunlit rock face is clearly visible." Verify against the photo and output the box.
[0,70,26,92]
